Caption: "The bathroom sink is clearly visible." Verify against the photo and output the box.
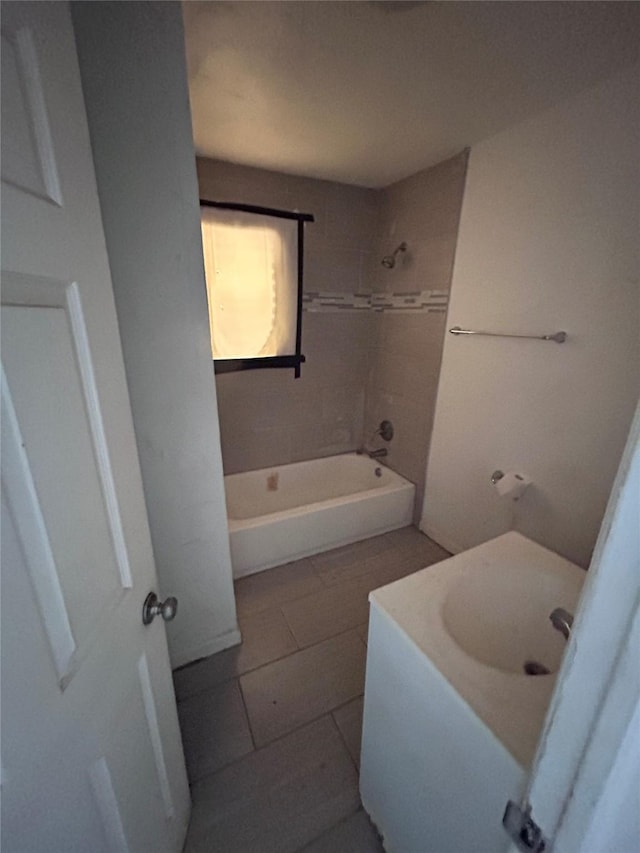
[441,560,582,675]
[369,533,586,768]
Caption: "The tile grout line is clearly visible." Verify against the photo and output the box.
[331,691,365,718]
[311,541,426,585]
[234,530,429,611]
[279,603,303,651]
[236,676,257,753]
[294,807,367,853]
[269,619,370,656]
[328,706,361,775]
[187,738,256,789]
[276,567,380,618]
[245,625,366,677]
[174,635,298,703]
[244,649,368,752]
[235,572,325,619]
[191,709,363,791]
[175,621,367,704]
[183,531,446,806]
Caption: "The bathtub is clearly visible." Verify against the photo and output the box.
[360,532,585,852]
[224,452,415,578]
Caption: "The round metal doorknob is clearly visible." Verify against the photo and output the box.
[142,592,178,625]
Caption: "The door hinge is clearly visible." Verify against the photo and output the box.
[503,800,548,852]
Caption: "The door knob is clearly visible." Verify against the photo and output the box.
[142,592,178,625]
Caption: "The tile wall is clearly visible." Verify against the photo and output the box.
[366,151,469,520]
[197,158,377,472]
[196,153,468,519]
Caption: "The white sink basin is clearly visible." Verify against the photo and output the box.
[369,533,587,768]
[441,559,583,674]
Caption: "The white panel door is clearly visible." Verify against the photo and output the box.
[507,404,640,853]
[1,3,190,851]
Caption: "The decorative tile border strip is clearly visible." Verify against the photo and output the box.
[303,291,371,312]
[372,291,449,312]
[303,290,449,314]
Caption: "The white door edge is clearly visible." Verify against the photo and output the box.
[511,399,640,852]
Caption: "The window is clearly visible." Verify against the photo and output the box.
[200,201,313,377]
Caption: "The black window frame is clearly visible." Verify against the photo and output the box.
[200,199,314,378]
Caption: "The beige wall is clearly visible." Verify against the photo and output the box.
[197,158,378,473]
[197,155,467,512]
[423,66,639,567]
[366,152,469,521]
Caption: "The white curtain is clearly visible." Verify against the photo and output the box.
[200,207,298,359]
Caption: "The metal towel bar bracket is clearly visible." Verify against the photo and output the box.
[449,326,567,343]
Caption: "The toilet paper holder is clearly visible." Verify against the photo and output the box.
[491,469,532,501]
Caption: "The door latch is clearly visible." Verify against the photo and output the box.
[503,800,547,852]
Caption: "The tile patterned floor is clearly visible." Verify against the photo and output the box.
[175,525,449,852]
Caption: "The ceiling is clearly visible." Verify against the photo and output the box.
[183,1,640,188]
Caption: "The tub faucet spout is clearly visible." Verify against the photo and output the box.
[368,448,388,459]
[550,607,573,640]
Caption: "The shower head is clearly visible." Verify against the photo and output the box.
[381,242,407,269]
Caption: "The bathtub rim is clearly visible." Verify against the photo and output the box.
[224,452,414,526]
[228,476,414,531]
[226,456,416,578]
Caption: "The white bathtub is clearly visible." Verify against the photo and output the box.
[224,452,415,578]
[360,532,585,852]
